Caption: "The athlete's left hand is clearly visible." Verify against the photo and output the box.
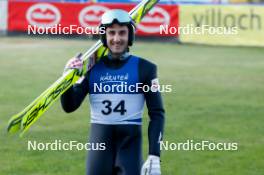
[141,155,161,175]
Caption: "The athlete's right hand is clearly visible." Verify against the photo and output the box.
[63,53,83,74]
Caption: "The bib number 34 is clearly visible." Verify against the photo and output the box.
[101,100,127,115]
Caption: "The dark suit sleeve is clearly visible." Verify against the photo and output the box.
[139,59,165,157]
[60,73,89,113]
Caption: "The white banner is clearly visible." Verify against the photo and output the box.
[0,0,8,34]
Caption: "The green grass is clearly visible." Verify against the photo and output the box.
[0,36,263,175]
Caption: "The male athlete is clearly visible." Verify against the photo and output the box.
[61,9,165,175]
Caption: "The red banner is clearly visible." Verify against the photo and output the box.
[8,1,179,36]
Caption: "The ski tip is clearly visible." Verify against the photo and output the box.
[7,115,22,134]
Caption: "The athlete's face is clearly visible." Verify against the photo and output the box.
[106,24,129,57]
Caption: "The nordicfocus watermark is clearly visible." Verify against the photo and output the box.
[160,140,238,151]
[160,24,238,36]
[94,82,172,93]
[93,73,172,93]
[27,24,106,35]
[27,140,106,151]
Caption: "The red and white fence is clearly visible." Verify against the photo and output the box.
[6,1,179,36]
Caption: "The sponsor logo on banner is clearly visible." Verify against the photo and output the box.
[26,3,61,27]
[137,6,170,33]
[79,5,109,28]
